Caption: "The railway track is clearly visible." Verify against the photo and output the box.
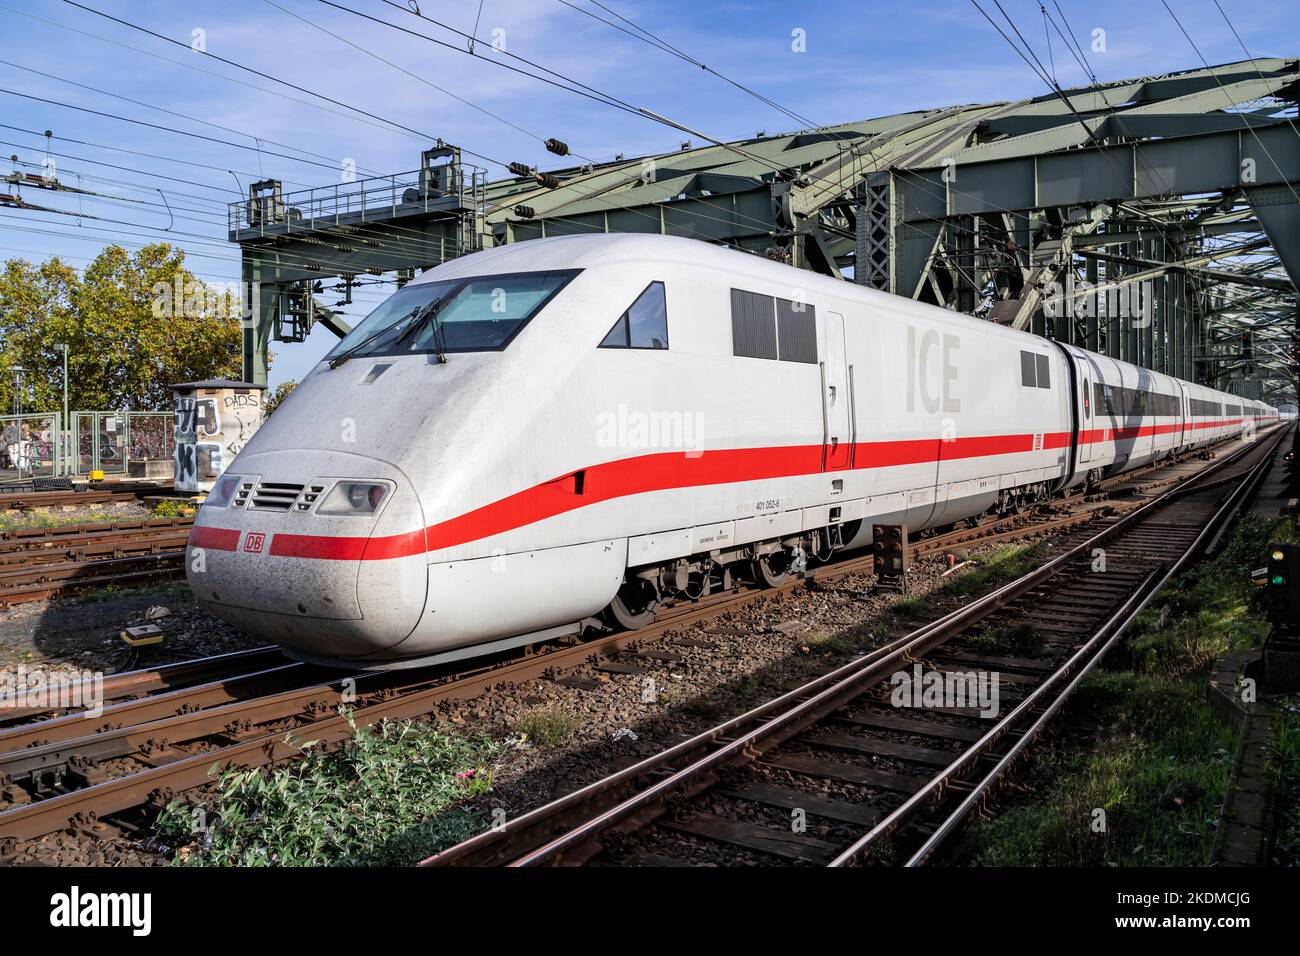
[0,431,1273,862]
[0,517,193,606]
[423,426,1284,867]
[0,481,174,511]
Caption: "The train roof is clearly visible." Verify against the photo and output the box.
[409,235,1275,410]
[411,233,1010,331]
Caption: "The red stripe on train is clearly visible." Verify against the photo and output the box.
[196,417,1263,561]
[188,526,240,551]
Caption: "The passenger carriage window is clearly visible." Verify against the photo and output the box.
[775,298,817,364]
[731,289,778,360]
[731,289,819,363]
[599,281,668,350]
[1020,351,1050,388]
[1020,351,1036,387]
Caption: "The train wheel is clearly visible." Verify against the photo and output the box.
[605,578,658,630]
[752,551,792,588]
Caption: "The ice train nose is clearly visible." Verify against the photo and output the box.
[185,449,428,659]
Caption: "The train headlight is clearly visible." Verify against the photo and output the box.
[203,474,242,508]
[318,480,392,515]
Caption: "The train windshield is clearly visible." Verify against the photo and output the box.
[324,269,580,360]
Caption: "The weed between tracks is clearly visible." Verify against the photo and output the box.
[1272,700,1300,866]
[155,714,498,866]
[0,510,114,530]
[968,623,1046,658]
[943,543,1045,598]
[150,499,196,518]
[512,707,581,749]
[967,513,1289,866]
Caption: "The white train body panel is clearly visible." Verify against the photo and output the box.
[187,235,1278,663]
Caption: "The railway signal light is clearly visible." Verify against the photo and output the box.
[873,524,909,579]
[1262,542,1300,629]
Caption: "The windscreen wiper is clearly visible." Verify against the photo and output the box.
[392,298,449,364]
[327,305,422,369]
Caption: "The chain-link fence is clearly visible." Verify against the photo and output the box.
[69,411,175,477]
[127,412,173,464]
[0,411,176,479]
[0,413,62,482]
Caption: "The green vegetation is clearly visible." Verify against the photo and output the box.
[891,595,923,617]
[264,380,297,417]
[155,716,497,866]
[0,510,113,531]
[802,626,859,655]
[945,543,1046,598]
[968,622,1046,658]
[72,585,122,603]
[1270,696,1300,866]
[150,498,196,518]
[512,706,582,749]
[967,514,1288,866]
[0,243,241,411]
[970,672,1238,866]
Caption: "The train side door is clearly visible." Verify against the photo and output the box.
[1077,357,1095,468]
[1177,383,1188,448]
[822,311,852,471]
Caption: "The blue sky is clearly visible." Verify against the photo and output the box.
[1,0,1296,388]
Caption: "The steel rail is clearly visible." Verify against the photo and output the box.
[893,422,1282,866]
[426,426,1283,866]
[0,430,1274,854]
[0,646,282,725]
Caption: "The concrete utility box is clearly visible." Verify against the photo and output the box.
[171,380,266,493]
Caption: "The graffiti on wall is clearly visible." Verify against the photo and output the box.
[221,393,261,457]
[173,389,264,492]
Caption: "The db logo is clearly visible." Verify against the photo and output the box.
[243,532,266,554]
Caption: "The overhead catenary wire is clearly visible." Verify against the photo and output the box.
[36,0,854,246]
[0,1,419,172]
[0,88,358,175]
[58,0,456,170]
[1211,0,1300,144]
[1159,0,1300,208]
[260,0,594,164]
[330,0,805,181]
[0,122,312,193]
[556,0,820,130]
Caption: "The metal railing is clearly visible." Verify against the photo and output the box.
[227,165,488,237]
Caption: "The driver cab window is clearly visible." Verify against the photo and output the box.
[599,281,668,349]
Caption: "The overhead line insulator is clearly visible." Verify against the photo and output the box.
[513,205,536,219]
[508,161,532,178]
[544,138,570,157]
[534,172,561,189]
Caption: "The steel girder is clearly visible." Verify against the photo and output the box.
[231,57,1299,400]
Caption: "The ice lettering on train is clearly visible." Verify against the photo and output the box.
[906,327,961,414]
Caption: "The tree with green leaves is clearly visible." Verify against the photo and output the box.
[0,243,243,413]
[265,380,297,417]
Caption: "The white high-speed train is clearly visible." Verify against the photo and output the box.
[185,234,1277,666]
